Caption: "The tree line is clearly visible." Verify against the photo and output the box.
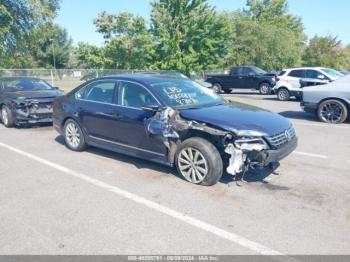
[1,0,350,74]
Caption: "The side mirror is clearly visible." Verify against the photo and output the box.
[142,104,161,112]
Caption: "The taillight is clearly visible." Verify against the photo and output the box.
[275,77,281,82]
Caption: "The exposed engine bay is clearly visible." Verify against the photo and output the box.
[13,98,54,123]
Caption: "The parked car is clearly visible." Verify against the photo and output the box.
[273,67,344,101]
[301,74,350,124]
[204,66,276,94]
[0,77,63,127]
[53,75,297,186]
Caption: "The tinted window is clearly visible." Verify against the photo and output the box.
[76,81,116,103]
[305,70,326,79]
[242,67,254,76]
[118,81,157,109]
[150,79,224,109]
[288,70,305,78]
[2,78,53,92]
[230,67,240,75]
[277,70,286,76]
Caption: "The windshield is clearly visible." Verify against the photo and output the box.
[320,68,344,79]
[251,66,267,75]
[2,79,54,92]
[150,80,224,109]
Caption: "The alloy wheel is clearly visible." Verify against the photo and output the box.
[278,89,289,100]
[178,147,208,184]
[1,108,8,126]
[65,122,81,148]
[320,102,344,123]
[260,84,270,95]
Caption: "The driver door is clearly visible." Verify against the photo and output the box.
[111,81,167,159]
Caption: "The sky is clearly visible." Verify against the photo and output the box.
[55,0,350,47]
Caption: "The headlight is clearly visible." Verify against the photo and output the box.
[234,137,269,151]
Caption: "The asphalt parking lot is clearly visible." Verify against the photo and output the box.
[0,92,349,255]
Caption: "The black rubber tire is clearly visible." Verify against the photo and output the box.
[277,88,290,101]
[63,119,86,151]
[1,106,15,128]
[317,99,348,124]
[259,82,271,95]
[212,83,223,94]
[175,137,223,186]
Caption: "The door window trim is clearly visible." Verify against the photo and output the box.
[75,79,118,105]
[116,80,162,111]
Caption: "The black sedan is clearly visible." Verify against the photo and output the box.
[53,75,297,186]
[0,77,63,127]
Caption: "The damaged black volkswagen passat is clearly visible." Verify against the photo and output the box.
[0,77,63,127]
[53,75,297,186]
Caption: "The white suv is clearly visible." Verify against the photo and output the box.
[272,67,344,101]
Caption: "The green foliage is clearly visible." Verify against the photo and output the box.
[94,12,154,69]
[151,0,232,74]
[303,35,350,70]
[0,0,69,68]
[228,0,306,71]
[74,43,110,69]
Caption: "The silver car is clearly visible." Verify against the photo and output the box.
[301,74,350,124]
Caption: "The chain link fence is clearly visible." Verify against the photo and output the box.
[0,69,226,92]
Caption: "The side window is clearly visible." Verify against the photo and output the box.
[76,81,116,104]
[242,67,253,76]
[305,70,326,80]
[230,67,240,75]
[118,81,157,109]
[288,70,305,78]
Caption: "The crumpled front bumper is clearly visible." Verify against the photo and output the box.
[256,138,298,166]
[13,102,54,125]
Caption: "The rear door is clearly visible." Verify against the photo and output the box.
[228,67,243,89]
[287,69,305,89]
[239,67,256,89]
[75,79,119,141]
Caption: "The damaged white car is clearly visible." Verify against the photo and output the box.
[53,76,298,186]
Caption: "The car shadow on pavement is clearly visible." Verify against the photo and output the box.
[279,110,318,122]
[55,135,283,187]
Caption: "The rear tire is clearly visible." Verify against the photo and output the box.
[277,88,290,101]
[1,106,15,128]
[175,137,223,186]
[317,99,348,124]
[63,119,86,151]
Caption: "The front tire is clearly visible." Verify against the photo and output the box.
[175,137,223,186]
[277,88,290,101]
[212,83,223,94]
[1,106,15,128]
[259,83,271,95]
[63,119,86,151]
[317,99,348,124]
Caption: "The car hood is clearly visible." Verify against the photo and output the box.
[179,101,291,136]
[5,90,63,100]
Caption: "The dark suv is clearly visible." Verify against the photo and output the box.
[53,75,297,186]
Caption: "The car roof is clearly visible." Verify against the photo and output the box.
[97,74,191,85]
[0,76,43,81]
[282,67,326,71]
